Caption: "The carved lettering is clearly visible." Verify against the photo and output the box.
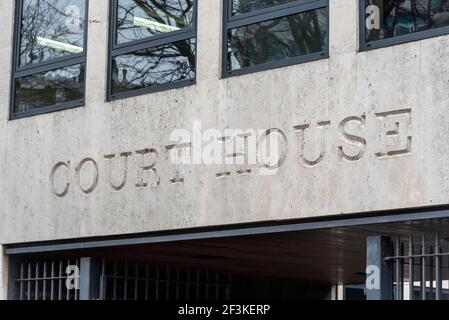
[135,148,160,188]
[75,158,99,194]
[49,108,415,197]
[50,161,70,197]
[257,128,287,175]
[338,116,367,162]
[294,121,330,167]
[104,152,132,191]
[375,109,412,158]
[169,171,185,184]
[215,135,232,178]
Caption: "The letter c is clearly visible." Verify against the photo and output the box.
[50,161,70,198]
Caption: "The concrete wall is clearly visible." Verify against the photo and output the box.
[0,0,449,244]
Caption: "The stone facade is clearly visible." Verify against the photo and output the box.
[0,0,448,247]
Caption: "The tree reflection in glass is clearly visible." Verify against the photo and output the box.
[116,0,194,44]
[111,39,196,94]
[14,64,85,113]
[365,0,449,42]
[227,8,327,71]
[19,0,86,67]
[232,0,297,15]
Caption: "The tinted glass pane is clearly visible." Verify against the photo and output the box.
[365,0,449,43]
[232,0,296,15]
[227,8,327,71]
[14,64,85,113]
[116,0,194,44]
[19,0,86,67]
[111,39,196,94]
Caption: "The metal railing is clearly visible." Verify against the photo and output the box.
[12,259,80,300]
[98,260,233,301]
[386,234,449,300]
[9,256,234,301]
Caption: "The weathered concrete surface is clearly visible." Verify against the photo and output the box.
[0,0,448,245]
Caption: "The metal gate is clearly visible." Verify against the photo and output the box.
[10,258,80,300]
[370,233,449,300]
[8,256,233,300]
[98,260,233,300]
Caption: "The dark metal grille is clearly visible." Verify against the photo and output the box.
[12,259,80,300]
[99,260,233,300]
[386,234,449,300]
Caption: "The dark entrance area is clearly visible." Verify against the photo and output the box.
[7,255,331,300]
[6,206,449,300]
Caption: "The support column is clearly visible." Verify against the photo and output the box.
[366,236,393,300]
[80,257,101,300]
[0,246,5,300]
[6,255,19,300]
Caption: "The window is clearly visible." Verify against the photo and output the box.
[223,0,329,77]
[108,0,197,100]
[11,0,88,119]
[361,0,449,50]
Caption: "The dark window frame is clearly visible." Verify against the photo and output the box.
[359,0,449,51]
[222,0,329,78]
[10,0,89,120]
[107,0,198,101]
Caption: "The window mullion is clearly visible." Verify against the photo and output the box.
[15,53,86,74]
[227,0,328,27]
[111,27,196,52]
[13,56,86,79]
[111,31,195,57]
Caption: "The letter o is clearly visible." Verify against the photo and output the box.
[257,128,288,171]
[75,158,99,194]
